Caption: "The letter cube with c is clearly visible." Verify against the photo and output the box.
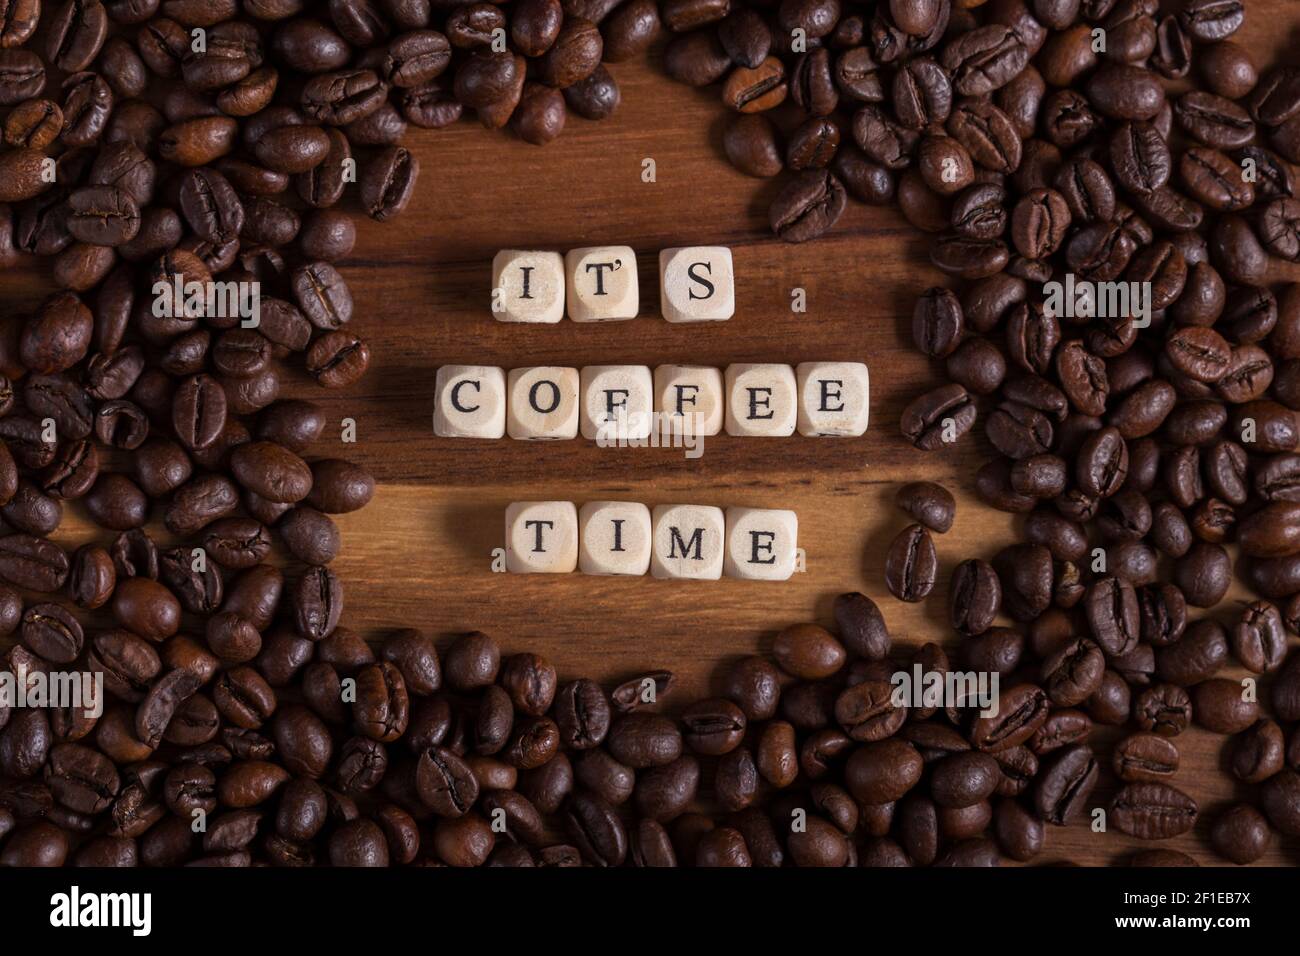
[434,365,506,438]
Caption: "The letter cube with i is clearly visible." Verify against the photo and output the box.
[579,365,653,441]
[433,365,506,438]
[723,507,798,581]
[505,501,578,573]
[659,247,735,323]
[565,246,638,321]
[796,362,870,436]
[579,501,652,575]
[507,367,579,440]
[650,504,725,580]
[491,250,564,323]
[724,364,797,436]
[654,365,724,437]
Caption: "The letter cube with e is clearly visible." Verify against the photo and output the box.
[505,501,578,573]
[492,250,564,323]
[796,362,871,436]
[654,365,724,437]
[507,367,579,440]
[650,504,725,580]
[434,365,506,438]
[580,365,653,441]
[565,246,639,321]
[579,501,652,575]
[724,364,797,436]
[723,507,798,581]
[659,247,735,323]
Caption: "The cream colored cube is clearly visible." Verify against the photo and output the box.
[505,501,578,573]
[579,501,652,575]
[650,504,725,580]
[565,246,639,322]
[659,247,735,323]
[653,365,724,437]
[434,365,506,438]
[492,250,564,323]
[796,362,871,436]
[724,507,798,581]
[580,365,653,442]
[724,364,797,436]
[507,367,579,440]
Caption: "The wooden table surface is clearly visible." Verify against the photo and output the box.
[6,5,1300,866]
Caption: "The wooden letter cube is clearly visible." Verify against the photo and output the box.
[653,365,724,437]
[579,501,652,575]
[579,365,653,441]
[659,246,735,323]
[565,246,639,322]
[796,361,871,436]
[492,250,564,323]
[507,367,579,440]
[724,507,799,581]
[505,501,578,573]
[724,364,797,436]
[433,365,506,438]
[650,504,725,580]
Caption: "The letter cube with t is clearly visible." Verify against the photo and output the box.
[434,365,506,438]
[650,504,725,580]
[565,246,638,321]
[507,367,579,440]
[659,247,734,323]
[654,365,724,437]
[796,362,870,436]
[724,507,798,581]
[505,501,578,573]
[492,250,564,323]
[580,365,653,441]
[724,364,797,436]
[579,501,652,575]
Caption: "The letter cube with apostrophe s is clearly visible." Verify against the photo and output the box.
[579,365,654,441]
[433,365,506,438]
[659,247,735,323]
[507,367,579,440]
[653,365,724,437]
[724,364,797,436]
[579,501,652,575]
[796,361,871,436]
[505,501,578,573]
[565,246,639,321]
[723,507,799,580]
[491,250,564,323]
[650,504,725,580]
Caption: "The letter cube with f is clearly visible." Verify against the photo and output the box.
[505,501,578,573]
[579,365,653,441]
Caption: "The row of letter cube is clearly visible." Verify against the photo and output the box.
[505,502,799,580]
[433,363,869,439]
[491,247,734,323]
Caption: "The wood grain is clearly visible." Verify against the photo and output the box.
[7,7,1300,865]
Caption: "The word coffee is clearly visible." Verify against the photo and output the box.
[491,246,734,323]
[502,501,800,581]
[433,362,870,441]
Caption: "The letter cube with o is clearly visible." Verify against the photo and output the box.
[492,250,564,323]
[653,365,724,437]
[580,365,653,441]
[434,365,506,438]
[579,501,652,575]
[659,247,735,323]
[796,362,870,436]
[507,367,579,440]
[505,501,578,573]
[565,246,638,321]
[651,504,725,580]
[724,507,798,581]
[724,364,797,436]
